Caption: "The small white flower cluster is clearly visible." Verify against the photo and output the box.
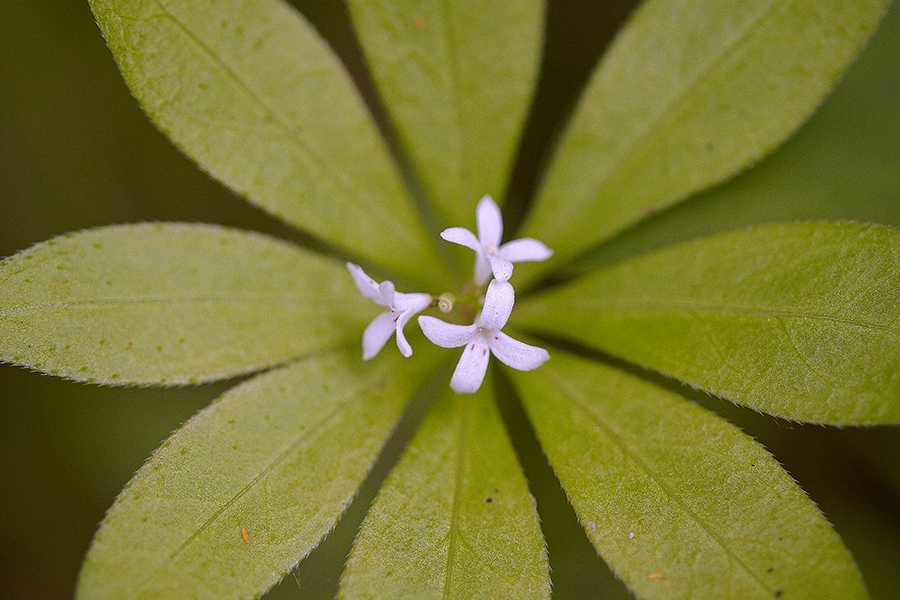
[347,195,552,393]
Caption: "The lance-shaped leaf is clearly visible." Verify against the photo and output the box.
[0,224,368,385]
[88,0,445,288]
[339,378,550,599]
[76,346,441,600]
[512,352,868,600]
[522,0,891,265]
[516,222,900,424]
[347,0,543,228]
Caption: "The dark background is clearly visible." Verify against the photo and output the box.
[2,1,899,598]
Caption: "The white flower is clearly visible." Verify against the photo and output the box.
[346,263,432,360]
[441,194,553,285]
[418,279,550,394]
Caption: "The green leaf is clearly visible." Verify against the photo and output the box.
[88,0,445,288]
[516,222,900,424]
[76,346,441,600]
[568,1,900,276]
[339,377,550,599]
[522,0,891,266]
[0,224,369,385]
[347,0,543,228]
[511,351,868,600]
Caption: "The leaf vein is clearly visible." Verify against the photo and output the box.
[555,371,776,594]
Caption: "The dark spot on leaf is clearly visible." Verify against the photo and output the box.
[180,447,188,456]
[228,419,236,425]
[767,567,774,573]
[774,591,783,597]
[111,373,120,379]
[93,243,102,249]
[485,497,492,503]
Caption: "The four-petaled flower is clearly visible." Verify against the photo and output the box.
[418,279,550,394]
[441,194,553,285]
[346,263,432,360]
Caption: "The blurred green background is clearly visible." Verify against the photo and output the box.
[1,1,898,598]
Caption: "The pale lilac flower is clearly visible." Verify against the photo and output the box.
[346,263,432,360]
[418,279,550,394]
[441,194,553,285]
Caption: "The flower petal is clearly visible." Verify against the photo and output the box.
[347,263,388,306]
[362,310,397,360]
[487,254,514,282]
[499,238,553,263]
[395,292,433,315]
[394,293,432,357]
[440,227,482,253]
[474,256,493,286]
[479,280,515,331]
[450,338,491,394]
[394,316,414,358]
[418,316,478,348]
[476,194,503,248]
[378,280,396,307]
[488,331,550,371]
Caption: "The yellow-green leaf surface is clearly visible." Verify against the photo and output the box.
[523,0,890,265]
[512,352,867,600]
[339,379,550,599]
[517,222,900,424]
[347,0,543,227]
[0,224,367,385]
[88,0,445,288]
[77,346,440,600]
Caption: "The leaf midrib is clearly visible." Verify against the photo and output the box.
[443,398,469,599]
[145,0,401,243]
[580,0,780,207]
[136,373,375,592]
[0,295,341,317]
[569,301,900,335]
[554,371,776,595]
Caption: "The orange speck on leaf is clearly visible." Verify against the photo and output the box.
[414,14,426,29]
[241,527,250,544]
[647,572,664,580]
